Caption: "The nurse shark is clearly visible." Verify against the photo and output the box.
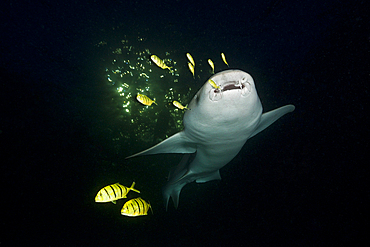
[126,69,295,209]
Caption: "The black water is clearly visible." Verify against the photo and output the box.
[1,0,368,246]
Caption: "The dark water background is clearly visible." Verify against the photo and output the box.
[1,0,368,246]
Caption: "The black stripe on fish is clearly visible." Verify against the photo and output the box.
[130,200,135,214]
[134,199,140,214]
[118,184,123,197]
[139,199,145,214]
[103,188,110,199]
[109,185,117,198]
[136,199,142,215]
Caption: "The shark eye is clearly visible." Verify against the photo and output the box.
[209,89,222,101]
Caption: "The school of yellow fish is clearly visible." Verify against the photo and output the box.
[135,52,230,109]
[96,52,230,218]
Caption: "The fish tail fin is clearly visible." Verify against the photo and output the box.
[129,182,140,193]
[148,201,153,215]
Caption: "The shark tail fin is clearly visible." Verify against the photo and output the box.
[162,183,185,211]
[163,153,197,210]
[163,191,170,211]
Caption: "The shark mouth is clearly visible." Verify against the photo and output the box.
[209,78,252,101]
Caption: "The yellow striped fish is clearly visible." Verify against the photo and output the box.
[188,62,195,78]
[208,59,215,74]
[150,55,172,72]
[121,197,153,217]
[208,79,221,90]
[136,94,158,106]
[95,182,140,204]
[173,100,188,110]
[221,53,229,67]
[186,53,195,66]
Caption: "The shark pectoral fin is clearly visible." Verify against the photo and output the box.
[196,170,221,183]
[250,104,295,138]
[125,132,196,159]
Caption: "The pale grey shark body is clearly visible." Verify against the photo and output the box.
[126,69,295,209]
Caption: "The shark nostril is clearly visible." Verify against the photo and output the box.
[209,89,222,101]
[241,82,251,96]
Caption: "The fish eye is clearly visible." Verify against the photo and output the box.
[209,89,222,101]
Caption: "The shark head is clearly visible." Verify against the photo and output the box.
[184,70,262,138]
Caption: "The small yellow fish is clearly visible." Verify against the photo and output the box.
[95,182,140,204]
[136,94,158,106]
[173,101,188,110]
[186,53,195,66]
[221,53,229,67]
[188,62,195,78]
[208,79,221,90]
[121,197,153,217]
[150,55,172,72]
[208,59,215,74]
